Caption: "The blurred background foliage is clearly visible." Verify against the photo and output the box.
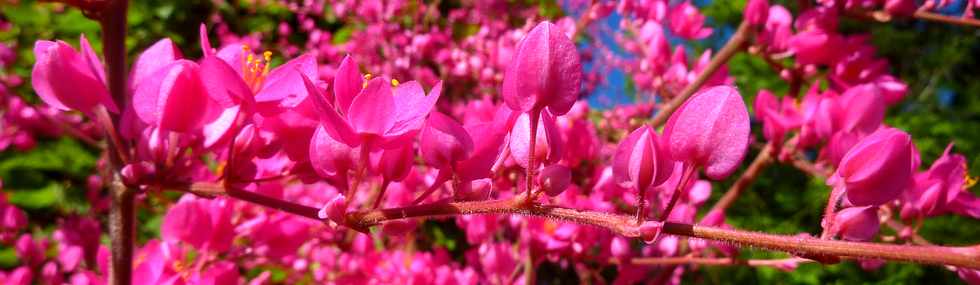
[0,0,977,283]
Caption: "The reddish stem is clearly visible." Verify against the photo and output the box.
[849,9,980,28]
[183,181,980,269]
[525,109,541,205]
[622,256,811,268]
[98,1,133,284]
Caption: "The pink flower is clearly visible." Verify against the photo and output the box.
[834,84,885,136]
[14,234,43,267]
[509,110,564,169]
[613,125,673,192]
[754,89,802,147]
[904,144,980,219]
[502,21,582,116]
[31,35,118,114]
[789,29,843,65]
[745,0,770,26]
[421,111,474,171]
[538,164,572,197]
[160,197,213,249]
[662,86,750,180]
[831,206,880,241]
[416,112,508,202]
[132,60,216,132]
[829,128,914,206]
[758,5,793,52]
[668,2,712,39]
[885,0,917,16]
[312,56,442,151]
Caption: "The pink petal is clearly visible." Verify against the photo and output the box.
[300,72,359,145]
[456,122,507,181]
[663,86,750,180]
[420,111,474,170]
[31,40,114,114]
[613,125,646,187]
[333,55,364,115]
[833,206,880,241]
[133,60,214,132]
[347,77,396,136]
[256,54,318,108]
[502,21,582,115]
[199,56,253,108]
[309,125,356,177]
[131,38,182,87]
[386,81,441,137]
[509,111,563,169]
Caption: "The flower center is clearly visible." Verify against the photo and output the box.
[241,45,272,93]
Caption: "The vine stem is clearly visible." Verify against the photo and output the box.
[649,21,752,127]
[182,182,980,269]
[849,9,980,28]
[348,200,980,269]
[98,1,133,284]
[620,256,812,268]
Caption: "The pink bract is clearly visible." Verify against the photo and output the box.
[662,86,750,180]
[502,21,582,116]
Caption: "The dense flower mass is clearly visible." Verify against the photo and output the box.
[1,0,979,284]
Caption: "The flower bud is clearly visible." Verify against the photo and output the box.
[502,21,582,116]
[829,128,913,206]
[613,125,673,191]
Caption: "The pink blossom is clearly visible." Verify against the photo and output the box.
[509,110,564,169]
[668,2,713,39]
[831,206,880,241]
[745,0,770,26]
[613,125,673,192]
[829,128,914,206]
[502,21,582,116]
[31,36,117,114]
[662,86,751,180]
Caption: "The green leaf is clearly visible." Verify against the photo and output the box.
[8,182,64,209]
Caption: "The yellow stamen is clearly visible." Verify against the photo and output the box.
[391,79,400,86]
[238,46,275,92]
[363,73,373,88]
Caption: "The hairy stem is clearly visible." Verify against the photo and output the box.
[186,182,980,270]
[524,109,540,205]
[99,1,132,284]
[346,198,980,269]
[649,21,752,127]
[107,178,134,285]
[850,9,980,28]
[621,256,812,268]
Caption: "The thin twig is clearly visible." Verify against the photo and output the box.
[849,9,980,28]
[621,256,812,268]
[99,0,133,284]
[182,181,980,270]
